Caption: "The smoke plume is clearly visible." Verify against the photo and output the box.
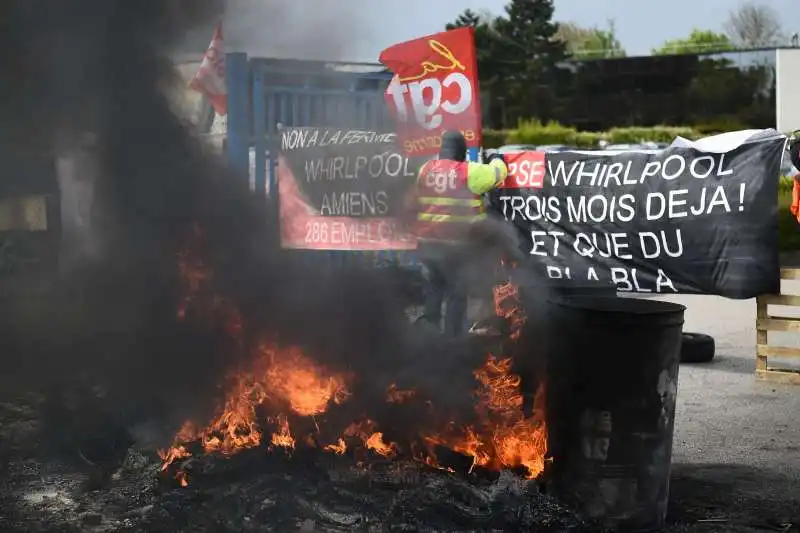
[179,0,374,61]
[0,0,497,444]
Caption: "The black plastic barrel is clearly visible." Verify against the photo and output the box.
[549,283,619,299]
[543,296,685,531]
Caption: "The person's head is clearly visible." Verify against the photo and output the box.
[439,130,467,162]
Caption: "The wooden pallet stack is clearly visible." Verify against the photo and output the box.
[756,268,800,384]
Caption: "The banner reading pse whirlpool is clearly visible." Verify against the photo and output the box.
[488,130,786,298]
[277,127,417,250]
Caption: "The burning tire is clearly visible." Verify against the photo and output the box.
[680,332,715,363]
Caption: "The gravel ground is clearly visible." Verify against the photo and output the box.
[661,291,800,472]
[634,278,800,532]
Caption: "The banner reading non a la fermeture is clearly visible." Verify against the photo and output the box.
[278,127,418,250]
[487,131,785,298]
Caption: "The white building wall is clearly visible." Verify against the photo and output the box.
[776,49,800,133]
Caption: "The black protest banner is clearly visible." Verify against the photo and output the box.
[488,134,785,298]
[278,127,418,250]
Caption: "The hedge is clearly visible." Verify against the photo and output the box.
[483,120,706,148]
[780,175,794,193]
[482,119,800,148]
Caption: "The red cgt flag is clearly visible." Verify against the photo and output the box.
[379,27,482,157]
[189,22,227,115]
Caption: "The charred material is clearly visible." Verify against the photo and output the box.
[151,453,584,532]
[39,383,134,491]
[0,396,585,533]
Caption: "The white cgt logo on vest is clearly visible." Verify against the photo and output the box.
[425,168,461,193]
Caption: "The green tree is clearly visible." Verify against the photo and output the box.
[446,9,504,126]
[491,0,566,122]
[556,20,626,59]
[446,8,502,85]
[652,29,733,55]
[446,8,481,29]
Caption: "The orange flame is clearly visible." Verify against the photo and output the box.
[262,346,350,417]
[386,383,415,403]
[162,232,546,484]
[324,438,347,455]
[493,281,526,341]
[421,355,546,478]
[343,420,400,458]
[270,414,295,449]
[420,280,546,478]
[158,343,350,467]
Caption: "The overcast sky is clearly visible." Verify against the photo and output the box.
[199,0,800,63]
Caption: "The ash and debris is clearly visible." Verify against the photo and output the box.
[3,395,800,533]
[0,395,586,533]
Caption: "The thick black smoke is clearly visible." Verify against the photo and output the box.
[0,0,501,445]
[220,0,375,60]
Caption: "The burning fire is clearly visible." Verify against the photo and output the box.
[158,344,349,458]
[423,278,545,476]
[159,234,546,484]
[493,281,526,341]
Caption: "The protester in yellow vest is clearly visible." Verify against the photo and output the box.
[413,131,509,336]
[789,134,800,223]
